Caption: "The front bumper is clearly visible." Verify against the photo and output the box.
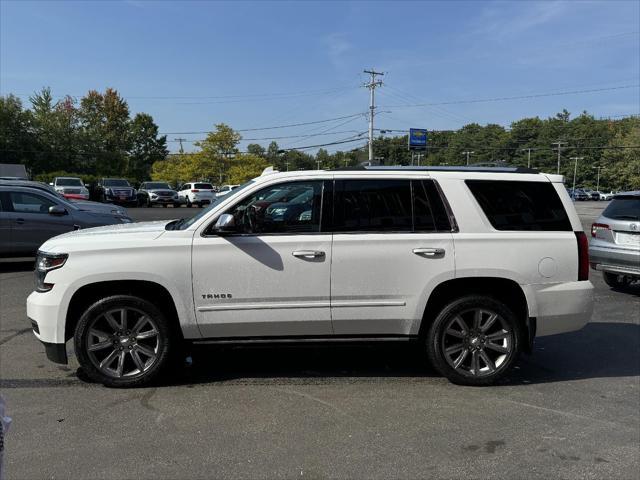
[150,196,180,204]
[526,281,594,337]
[27,289,69,364]
[589,243,640,277]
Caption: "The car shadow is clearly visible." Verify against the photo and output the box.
[145,322,639,388]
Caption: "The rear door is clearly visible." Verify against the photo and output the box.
[0,191,12,255]
[329,177,455,336]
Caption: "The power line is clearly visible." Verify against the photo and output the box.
[158,113,366,135]
[379,85,640,108]
[166,129,363,143]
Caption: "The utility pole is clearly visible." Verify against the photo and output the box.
[284,161,290,172]
[521,148,533,168]
[570,157,584,196]
[551,142,567,174]
[316,159,322,170]
[174,138,186,154]
[344,158,349,167]
[364,69,384,163]
[415,152,424,166]
[462,151,474,165]
[593,165,603,191]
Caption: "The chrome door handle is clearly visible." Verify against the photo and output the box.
[413,247,445,256]
[292,250,325,258]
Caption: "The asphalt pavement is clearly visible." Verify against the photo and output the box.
[0,201,638,479]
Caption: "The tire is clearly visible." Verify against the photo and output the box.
[603,272,634,290]
[173,203,181,208]
[74,295,174,387]
[426,295,522,386]
[162,204,167,208]
[146,197,152,208]
[186,197,192,208]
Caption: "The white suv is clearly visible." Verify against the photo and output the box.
[27,167,594,387]
[177,182,215,207]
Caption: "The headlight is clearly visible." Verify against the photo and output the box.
[119,217,133,223]
[35,252,68,292]
[150,194,157,198]
[81,188,89,194]
[105,188,112,195]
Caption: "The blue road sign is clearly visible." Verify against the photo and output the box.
[409,128,428,150]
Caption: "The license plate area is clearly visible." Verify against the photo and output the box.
[616,231,640,246]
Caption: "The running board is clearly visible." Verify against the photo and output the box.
[191,335,418,346]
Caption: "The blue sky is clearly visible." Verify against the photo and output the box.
[1,0,638,153]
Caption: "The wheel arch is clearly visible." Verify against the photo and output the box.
[418,277,534,352]
[65,280,184,342]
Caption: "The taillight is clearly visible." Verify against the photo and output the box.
[191,189,199,193]
[575,231,589,281]
[591,223,610,238]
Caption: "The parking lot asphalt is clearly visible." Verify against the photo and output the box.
[1,202,638,479]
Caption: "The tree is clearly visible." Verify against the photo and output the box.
[196,123,242,183]
[247,143,266,157]
[0,94,37,169]
[601,120,640,190]
[227,154,268,184]
[127,113,168,180]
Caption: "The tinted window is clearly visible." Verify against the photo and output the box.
[10,192,56,214]
[466,180,571,231]
[603,197,640,220]
[221,181,322,234]
[145,182,171,189]
[412,180,452,231]
[194,183,214,190]
[56,178,82,186]
[334,179,412,232]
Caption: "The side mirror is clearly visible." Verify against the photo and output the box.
[213,214,236,234]
[49,205,67,216]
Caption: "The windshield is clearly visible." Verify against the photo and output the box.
[603,198,640,220]
[104,179,131,187]
[56,178,83,186]
[194,183,214,190]
[145,182,172,189]
[168,180,255,231]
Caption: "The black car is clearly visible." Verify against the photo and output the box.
[94,178,137,206]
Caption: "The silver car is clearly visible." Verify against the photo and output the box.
[589,191,640,289]
[0,182,133,257]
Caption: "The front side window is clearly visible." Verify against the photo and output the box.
[218,181,323,234]
[333,179,413,232]
[10,192,56,214]
[466,180,572,231]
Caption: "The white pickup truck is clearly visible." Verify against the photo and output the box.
[28,166,594,387]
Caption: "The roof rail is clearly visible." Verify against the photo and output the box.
[331,165,539,174]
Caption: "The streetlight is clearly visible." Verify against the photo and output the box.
[592,165,603,192]
[569,157,584,198]
[462,151,474,165]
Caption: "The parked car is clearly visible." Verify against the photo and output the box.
[177,182,215,207]
[589,191,640,290]
[0,181,132,257]
[28,166,594,388]
[137,182,181,208]
[215,184,241,198]
[51,176,90,200]
[95,178,137,206]
[599,191,616,201]
[567,188,588,201]
[583,189,600,201]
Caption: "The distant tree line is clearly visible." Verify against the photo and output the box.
[1,87,638,190]
[0,87,168,181]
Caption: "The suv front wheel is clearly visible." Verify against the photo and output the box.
[426,296,522,386]
[74,295,173,387]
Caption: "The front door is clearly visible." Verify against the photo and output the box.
[6,190,75,255]
[192,179,333,338]
[330,178,455,336]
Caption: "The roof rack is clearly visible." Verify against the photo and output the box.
[331,165,539,174]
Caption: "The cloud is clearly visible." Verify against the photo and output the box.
[323,33,353,66]
[473,0,570,38]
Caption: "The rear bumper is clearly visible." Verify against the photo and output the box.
[526,281,594,337]
[589,244,640,277]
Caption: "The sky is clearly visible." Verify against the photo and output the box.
[1,0,639,154]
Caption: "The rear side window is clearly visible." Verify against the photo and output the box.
[334,179,413,232]
[412,180,452,231]
[603,197,640,220]
[466,180,572,231]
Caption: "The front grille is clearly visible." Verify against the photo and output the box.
[64,188,81,194]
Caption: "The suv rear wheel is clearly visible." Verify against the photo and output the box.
[602,272,635,290]
[426,295,522,386]
[74,295,173,387]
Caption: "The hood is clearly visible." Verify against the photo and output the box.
[40,220,172,254]
[70,200,128,216]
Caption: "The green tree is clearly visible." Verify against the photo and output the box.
[247,143,266,157]
[0,94,37,169]
[127,113,168,180]
[196,123,242,182]
[227,153,268,184]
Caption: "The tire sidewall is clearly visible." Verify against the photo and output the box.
[74,295,173,387]
[426,295,523,386]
